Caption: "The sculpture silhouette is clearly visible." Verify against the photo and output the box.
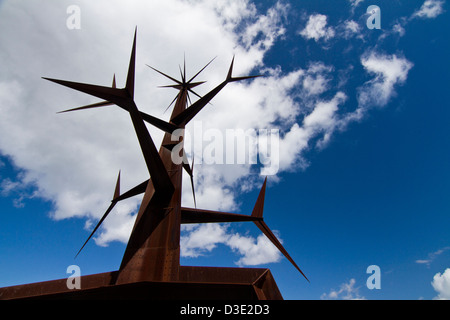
[0,28,307,300]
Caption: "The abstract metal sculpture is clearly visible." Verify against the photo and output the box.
[0,28,307,300]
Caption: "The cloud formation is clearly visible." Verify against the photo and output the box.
[299,14,335,42]
[416,247,450,267]
[0,0,296,266]
[180,223,281,266]
[321,278,366,300]
[413,0,445,19]
[358,52,413,109]
[432,268,450,300]
[0,0,418,268]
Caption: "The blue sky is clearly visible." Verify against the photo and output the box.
[1,0,450,300]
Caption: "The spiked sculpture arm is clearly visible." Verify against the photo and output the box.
[182,178,309,282]
[43,29,174,196]
[181,207,262,224]
[170,56,261,126]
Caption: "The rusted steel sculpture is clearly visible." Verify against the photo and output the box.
[0,28,307,300]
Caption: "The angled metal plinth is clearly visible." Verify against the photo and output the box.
[0,266,282,300]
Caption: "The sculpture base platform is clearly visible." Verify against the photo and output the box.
[0,266,283,300]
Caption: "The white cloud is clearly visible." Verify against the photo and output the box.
[0,0,293,247]
[342,20,361,38]
[241,1,288,52]
[0,178,21,196]
[180,223,281,266]
[181,224,230,258]
[0,0,416,268]
[321,278,366,300]
[300,14,335,42]
[348,0,365,8]
[302,62,334,96]
[303,92,346,130]
[392,23,406,37]
[416,247,450,267]
[358,52,413,108]
[432,268,450,300]
[227,232,281,266]
[413,0,445,19]
[277,91,347,171]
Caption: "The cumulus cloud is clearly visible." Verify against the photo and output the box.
[321,278,366,300]
[412,0,445,19]
[358,52,413,109]
[299,14,335,42]
[180,223,282,266]
[227,232,281,266]
[181,224,231,258]
[302,62,334,96]
[0,0,299,265]
[0,0,417,268]
[432,268,450,300]
[340,20,362,39]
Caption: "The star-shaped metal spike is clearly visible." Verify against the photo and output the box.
[170,56,262,126]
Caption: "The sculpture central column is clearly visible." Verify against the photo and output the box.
[115,89,188,284]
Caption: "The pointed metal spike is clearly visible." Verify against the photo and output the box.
[163,92,180,115]
[180,207,259,224]
[247,177,308,281]
[158,84,183,89]
[225,55,262,83]
[227,55,235,80]
[139,110,179,134]
[186,91,192,106]
[57,100,113,114]
[46,30,174,196]
[147,65,182,85]
[181,152,197,208]
[112,74,116,88]
[113,179,148,202]
[188,56,217,83]
[179,64,185,83]
[191,156,196,208]
[183,53,186,83]
[114,171,121,200]
[187,81,206,88]
[228,75,263,83]
[170,80,227,125]
[58,74,118,114]
[187,88,214,108]
[191,176,197,209]
[251,177,267,219]
[42,77,129,105]
[171,56,258,125]
[75,170,123,258]
[125,27,137,98]
[75,201,118,258]
[254,220,309,282]
[182,152,192,176]
[187,88,206,101]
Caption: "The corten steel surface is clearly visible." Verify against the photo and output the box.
[0,28,307,300]
[0,267,282,300]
